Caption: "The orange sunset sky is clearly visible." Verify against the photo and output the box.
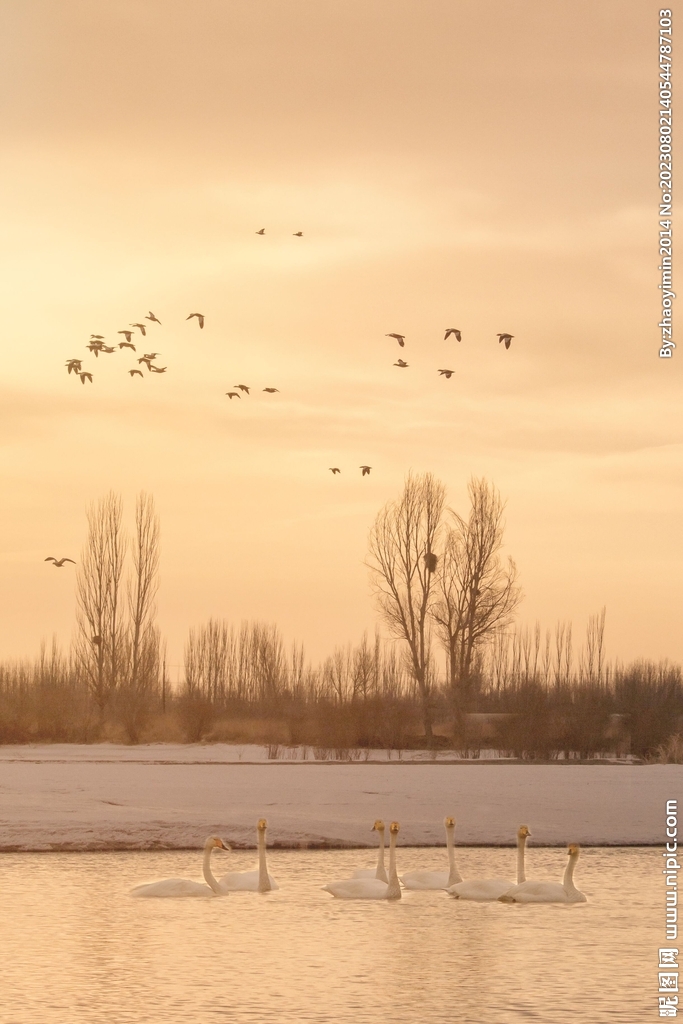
[0,0,680,677]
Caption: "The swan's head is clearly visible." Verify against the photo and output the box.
[372,820,385,832]
[206,836,231,851]
[444,816,456,829]
[518,825,531,839]
[257,818,268,832]
[567,843,581,857]
[389,821,400,834]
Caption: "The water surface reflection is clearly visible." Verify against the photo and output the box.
[0,847,657,1023]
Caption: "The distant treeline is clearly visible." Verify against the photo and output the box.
[0,622,681,761]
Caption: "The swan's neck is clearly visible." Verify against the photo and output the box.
[386,832,401,899]
[375,829,387,881]
[563,853,579,893]
[202,843,222,894]
[257,830,271,892]
[517,834,527,884]
[446,827,463,885]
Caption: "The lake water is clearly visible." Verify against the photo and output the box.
[0,847,660,1024]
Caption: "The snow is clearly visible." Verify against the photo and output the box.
[0,743,678,851]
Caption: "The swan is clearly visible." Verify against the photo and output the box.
[130,836,230,898]
[219,818,279,892]
[323,821,402,899]
[498,843,587,903]
[352,820,389,883]
[400,816,462,889]
[447,824,530,901]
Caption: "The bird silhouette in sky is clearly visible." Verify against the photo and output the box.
[256,228,265,235]
[146,311,162,324]
[128,369,144,377]
[138,357,154,370]
[187,313,205,328]
[131,323,147,336]
[65,359,82,374]
[263,387,279,393]
[118,341,136,351]
[234,384,250,393]
[143,352,161,360]
[386,333,405,346]
[360,466,372,476]
[86,342,103,356]
[394,359,409,368]
[225,392,241,399]
[45,557,76,567]
[101,345,116,354]
[497,333,513,348]
[78,372,93,384]
[444,328,462,341]
[438,369,455,378]
[329,467,341,474]
[149,365,167,373]
[90,334,105,340]
[118,330,134,343]
[293,231,303,236]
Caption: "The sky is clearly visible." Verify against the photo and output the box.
[0,0,680,677]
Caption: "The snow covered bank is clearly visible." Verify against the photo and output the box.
[0,744,678,850]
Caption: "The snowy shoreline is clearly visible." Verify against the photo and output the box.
[0,743,678,851]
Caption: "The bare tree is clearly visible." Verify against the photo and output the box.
[432,478,521,723]
[366,471,446,742]
[74,492,126,716]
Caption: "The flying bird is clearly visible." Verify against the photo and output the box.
[65,359,82,374]
[143,352,161,360]
[263,387,279,393]
[386,333,405,347]
[86,342,104,355]
[256,228,265,234]
[118,341,136,351]
[45,557,76,567]
[394,359,409,367]
[187,313,205,328]
[497,333,514,349]
[438,369,455,378]
[131,323,147,336]
[360,466,372,476]
[78,372,93,384]
[444,328,462,341]
[90,335,105,340]
[149,365,167,373]
[329,467,341,474]
[225,392,241,399]
[118,330,134,343]
[138,357,154,370]
[101,345,116,353]
[128,369,144,377]
[234,384,250,393]
[293,231,303,236]
[146,311,162,324]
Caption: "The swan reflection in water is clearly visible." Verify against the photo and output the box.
[130,836,230,898]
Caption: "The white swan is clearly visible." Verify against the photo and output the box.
[400,816,462,889]
[323,821,402,899]
[219,818,279,892]
[498,843,588,903]
[130,836,230,898]
[352,820,389,882]
[447,824,530,901]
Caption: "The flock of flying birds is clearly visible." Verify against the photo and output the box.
[52,229,517,564]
